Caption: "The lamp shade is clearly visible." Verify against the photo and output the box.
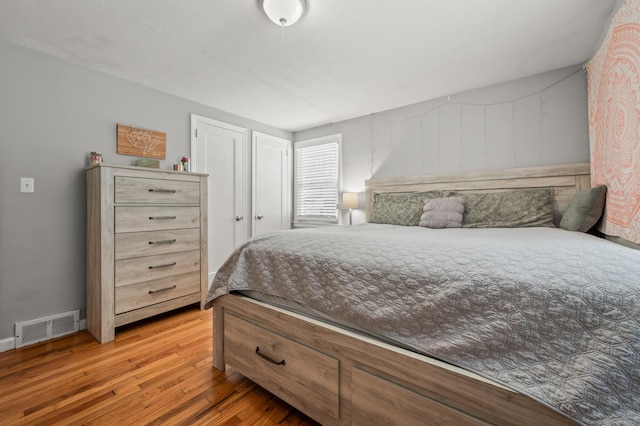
[260,0,307,27]
[342,192,359,210]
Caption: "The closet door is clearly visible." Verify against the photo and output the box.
[252,132,291,237]
[191,115,248,282]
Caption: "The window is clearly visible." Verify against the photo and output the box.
[294,134,341,226]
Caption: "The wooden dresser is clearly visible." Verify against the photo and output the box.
[86,164,208,343]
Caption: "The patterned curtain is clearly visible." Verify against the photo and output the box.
[587,0,640,244]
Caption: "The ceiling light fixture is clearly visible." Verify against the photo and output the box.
[259,0,308,27]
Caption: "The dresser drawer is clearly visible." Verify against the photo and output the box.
[224,313,339,423]
[115,272,200,314]
[115,250,200,287]
[115,177,200,204]
[115,206,200,233]
[115,228,200,260]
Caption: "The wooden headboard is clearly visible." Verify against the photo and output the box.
[365,163,591,225]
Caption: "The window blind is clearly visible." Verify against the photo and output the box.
[294,137,340,224]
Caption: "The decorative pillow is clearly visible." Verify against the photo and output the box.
[447,188,554,228]
[419,197,465,228]
[560,185,607,232]
[369,191,443,226]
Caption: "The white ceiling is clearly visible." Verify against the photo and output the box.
[0,0,616,132]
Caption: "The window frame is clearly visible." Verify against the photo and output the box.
[293,134,342,227]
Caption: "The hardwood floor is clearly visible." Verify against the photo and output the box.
[0,306,319,425]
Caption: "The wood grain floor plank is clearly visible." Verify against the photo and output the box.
[0,306,317,425]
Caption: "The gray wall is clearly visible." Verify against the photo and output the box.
[295,65,589,225]
[0,40,290,342]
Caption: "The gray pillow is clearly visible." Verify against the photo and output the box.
[448,188,554,228]
[369,191,443,226]
[419,197,465,228]
[560,186,607,232]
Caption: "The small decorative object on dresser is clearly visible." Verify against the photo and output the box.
[86,164,208,343]
[135,157,160,168]
[90,152,102,165]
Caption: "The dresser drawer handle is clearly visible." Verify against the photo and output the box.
[149,189,176,193]
[255,346,286,366]
[149,216,177,220]
[148,285,177,294]
[149,239,177,245]
[148,262,177,269]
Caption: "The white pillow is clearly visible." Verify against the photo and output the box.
[419,197,465,229]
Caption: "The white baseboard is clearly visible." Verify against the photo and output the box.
[0,337,15,353]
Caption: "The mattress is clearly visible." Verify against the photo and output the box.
[205,224,640,425]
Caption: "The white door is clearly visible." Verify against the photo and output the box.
[191,115,248,283]
[252,132,291,237]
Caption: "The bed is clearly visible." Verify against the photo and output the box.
[206,163,640,425]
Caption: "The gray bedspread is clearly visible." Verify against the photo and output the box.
[205,224,640,425]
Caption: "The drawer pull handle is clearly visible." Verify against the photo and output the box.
[148,262,177,269]
[149,189,176,193]
[149,216,177,220]
[149,239,177,245]
[255,346,286,366]
[148,285,177,294]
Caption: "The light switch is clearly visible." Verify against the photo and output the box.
[20,177,35,193]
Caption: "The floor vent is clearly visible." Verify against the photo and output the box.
[15,310,79,348]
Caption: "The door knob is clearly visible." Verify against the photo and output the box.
[257,215,264,220]
[235,215,244,221]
